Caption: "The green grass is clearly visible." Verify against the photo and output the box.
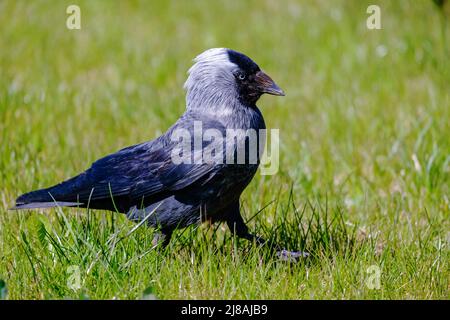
[0,0,448,299]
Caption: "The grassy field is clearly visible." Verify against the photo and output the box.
[0,0,448,299]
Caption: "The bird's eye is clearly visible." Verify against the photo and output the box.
[237,72,246,80]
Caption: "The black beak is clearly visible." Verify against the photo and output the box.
[255,70,285,96]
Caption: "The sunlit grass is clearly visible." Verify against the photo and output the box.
[0,0,448,299]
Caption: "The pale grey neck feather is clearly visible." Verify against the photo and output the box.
[184,48,240,112]
[183,48,265,131]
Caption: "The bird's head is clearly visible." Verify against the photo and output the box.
[184,48,284,110]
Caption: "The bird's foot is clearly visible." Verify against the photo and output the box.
[276,249,310,262]
[151,231,172,248]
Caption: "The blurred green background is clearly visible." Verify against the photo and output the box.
[0,0,448,299]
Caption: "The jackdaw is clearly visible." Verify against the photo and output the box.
[13,48,303,257]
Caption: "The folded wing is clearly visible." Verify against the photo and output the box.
[14,114,226,212]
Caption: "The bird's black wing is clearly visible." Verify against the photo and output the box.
[14,113,226,212]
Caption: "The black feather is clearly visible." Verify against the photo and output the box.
[227,49,260,75]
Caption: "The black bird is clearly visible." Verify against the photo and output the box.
[14,48,301,257]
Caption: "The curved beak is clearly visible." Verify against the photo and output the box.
[255,70,285,96]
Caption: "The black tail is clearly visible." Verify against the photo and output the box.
[12,184,82,210]
[12,159,133,213]
[11,201,82,210]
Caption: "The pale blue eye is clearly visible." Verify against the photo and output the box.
[238,73,246,80]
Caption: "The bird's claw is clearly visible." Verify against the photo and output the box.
[276,249,310,262]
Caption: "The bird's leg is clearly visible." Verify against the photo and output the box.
[225,202,279,249]
[152,229,173,248]
[226,202,309,262]
[227,217,278,249]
